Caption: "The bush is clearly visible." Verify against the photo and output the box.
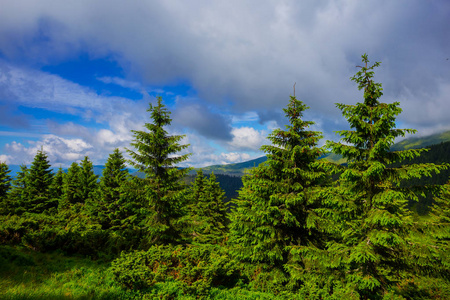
[110,244,240,296]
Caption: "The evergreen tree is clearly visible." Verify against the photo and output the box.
[229,95,329,289]
[94,149,130,230]
[127,96,191,244]
[426,182,450,280]
[62,162,83,206]
[190,170,228,244]
[26,148,55,213]
[50,166,65,201]
[198,172,228,244]
[8,165,30,215]
[78,156,99,203]
[325,54,448,298]
[0,162,12,214]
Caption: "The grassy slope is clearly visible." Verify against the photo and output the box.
[0,246,291,299]
[0,246,131,299]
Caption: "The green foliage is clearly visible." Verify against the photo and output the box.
[7,165,30,215]
[25,149,56,213]
[0,162,12,215]
[62,162,83,206]
[190,170,228,245]
[127,97,191,245]
[325,54,449,298]
[110,244,239,296]
[78,156,99,203]
[90,149,130,230]
[0,246,137,299]
[50,166,65,202]
[229,95,330,294]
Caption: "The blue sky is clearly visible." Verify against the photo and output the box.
[1,0,449,168]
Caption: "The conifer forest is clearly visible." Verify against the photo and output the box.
[1,55,450,299]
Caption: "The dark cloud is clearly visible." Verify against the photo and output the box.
[0,0,449,140]
[173,102,232,141]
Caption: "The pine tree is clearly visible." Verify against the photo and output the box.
[0,162,12,214]
[199,172,228,244]
[8,165,30,215]
[427,182,450,280]
[26,148,55,213]
[190,171,228,244]
[62,162,83,206]
[229,95,329,289]
[325,54,448,298]
[127,96,191,244]
[50,167,65,201]
[94,149,130,230]
[78,156,99,203]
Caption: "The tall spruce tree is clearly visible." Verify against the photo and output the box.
[191,171,228,244]
[8,165,30,215]
[94,149,130,230]
[78,156,99,203]
[62,162,83,206]
[229,95,329,289]
[127,97,191,244]
[325,54,448,298]
[50,167,65,201]
[26,148,55,213]
[0,162,12,214]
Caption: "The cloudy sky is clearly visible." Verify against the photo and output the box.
[0,0,449,168]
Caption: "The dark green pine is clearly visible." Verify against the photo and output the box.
[229,95,329,283]
[325,54,449,298]
[193,171,228,245]
[62,162,83,206]
[78,156,99,203]
[95,149,130,230]
[0,162,12,214]
[7,165,30,215]
[26,149,55,213]
[126,96,191,245]
[50,166,65,201]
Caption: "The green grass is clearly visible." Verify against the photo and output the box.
[0,246,286,299]
[0,246,134,300]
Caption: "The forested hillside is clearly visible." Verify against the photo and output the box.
[1,55,450,299]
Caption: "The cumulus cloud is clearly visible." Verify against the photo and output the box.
[3,135,93,165]
[228,127,267,151]
[0,0,449,166]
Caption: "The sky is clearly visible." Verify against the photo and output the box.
[0,0,449,168]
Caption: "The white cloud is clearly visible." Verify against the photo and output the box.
[3,135,93,166]
[96,76,142,91]
[228,127,267,151]
[0,154,13,164]
[1,0,450,167]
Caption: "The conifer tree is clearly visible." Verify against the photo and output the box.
[229,95,329,287]
[78,156,99,203]
[8,165,30,215]
[199,172,228,244]
[325,54,448,298]
[62,162,83,206]
[94,149,130,230]
[0,162,12,214]
[26,148,55,213]
[50,167,65,201]
[127,96,191,244]
[190,171,228,244]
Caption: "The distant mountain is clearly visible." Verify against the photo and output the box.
[197,130,450,175]
[391,130,450,151]
[5,130,450,178]
[193,156,268,176]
